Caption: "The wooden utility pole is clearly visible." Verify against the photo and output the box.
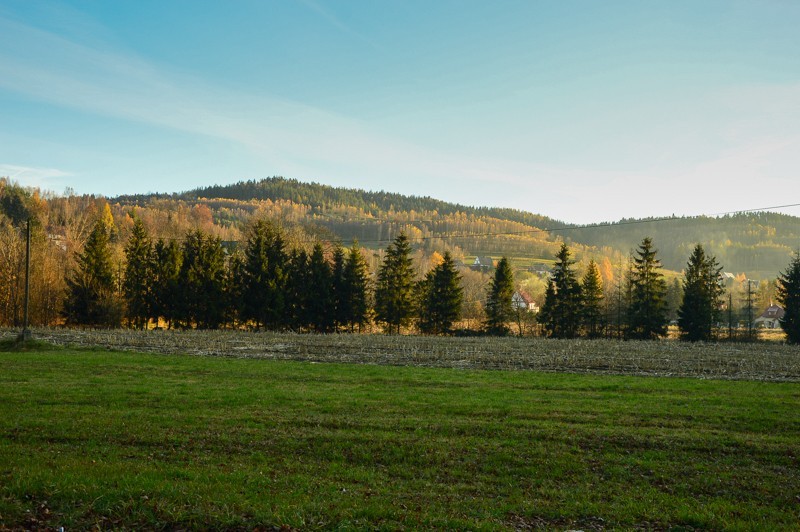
[18,219,32,343]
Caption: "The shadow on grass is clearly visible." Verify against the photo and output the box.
[0,337,62,352]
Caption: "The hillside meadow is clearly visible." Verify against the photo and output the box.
[1,334,799,529]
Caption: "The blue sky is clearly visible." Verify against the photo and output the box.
[1,0,799,223]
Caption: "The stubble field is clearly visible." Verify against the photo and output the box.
[9,326,800,382]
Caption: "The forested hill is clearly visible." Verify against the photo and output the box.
[114,177,800,277]
[564,213,800,275]
[181,177,565,230]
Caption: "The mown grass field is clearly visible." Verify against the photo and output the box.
[1,342,799,530]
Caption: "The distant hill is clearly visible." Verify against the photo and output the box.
[114,177,800,277]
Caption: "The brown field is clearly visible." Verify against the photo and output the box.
[5,327,798,382]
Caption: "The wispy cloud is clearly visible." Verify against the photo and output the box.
[0,163,72,188]
[294,0,382,50]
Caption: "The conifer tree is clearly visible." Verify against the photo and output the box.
[225,249,245,328]
[581,259,605,338]
[286,249,310,331]
[240,220,288,330]
[539,244,582,338]
[151,238,181,329]
[418,251,463,335]
[627,237,668,340]
[374,233,415,334]
[123,218,153,329]
[777,253,800,344]
[177,231,227,329]
[63,220,122,327]
[484,256,515,335]
[677,244,724,342]
[342,241,370,332]
[331,243,347,331]
[307,242,334,332]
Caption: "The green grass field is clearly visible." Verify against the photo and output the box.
[1,345,798,530]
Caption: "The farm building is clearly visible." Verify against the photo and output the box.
[472,256,494,272]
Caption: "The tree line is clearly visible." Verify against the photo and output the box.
[61,215,800,344]
[536,237,800,344]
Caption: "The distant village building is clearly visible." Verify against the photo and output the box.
[721,272,736,286]
[471,256,494,272]
[512,290,539,313]
[528,262,552,278]
[753,303,785,329]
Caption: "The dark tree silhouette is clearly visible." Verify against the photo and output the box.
[539,244,582,338]
[418,251,463,335]
[123,218,153,329]
[777,253,800,344]
[63,220,122,327]
[375,233,415,334]
[485,257,514,335]
[151,238,182,329]
[581,259,605,338]
[626,237,668,340]
[240,220,288,330]
[677,244,724,342]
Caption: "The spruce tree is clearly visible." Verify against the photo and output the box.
[539,244,582,338]
[342,241,370,332]
[240,220,288,330]
[177,231,227,329]
[677,244,724,342]
[307,242,334,332]
[63,220,122,327]
[627,237,668,340]
[331,243,347,331]
[484,256,514,335]
[123,218,153,329]
[286,249,310,331]
[225,249,245,328]
[581,259,605,338]
[151,238,181,329]
[418,251,463,335]
[777,253,800,344]
[374,233,415,334]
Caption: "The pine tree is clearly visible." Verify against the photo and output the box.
[177,231,227,329]
[677,244,725,342]
[374,233,415,334]
[123,218,153,329]
[331,243,347,331]
[307,242,334,332]
[581,259,605,338]
[225,249,245,328]
[240,220,288,330]
[777,253,800,344]
[627,237,668,340]
[63,220,122,327]
[342,241,370,332]
[151,238,181,329]
[286,249,310,331]
[418,251,463,335]
[484,256,515,335]
[539,244,582,338]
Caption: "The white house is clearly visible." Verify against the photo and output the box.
[753,303,785,329]
[512,290,539,313]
